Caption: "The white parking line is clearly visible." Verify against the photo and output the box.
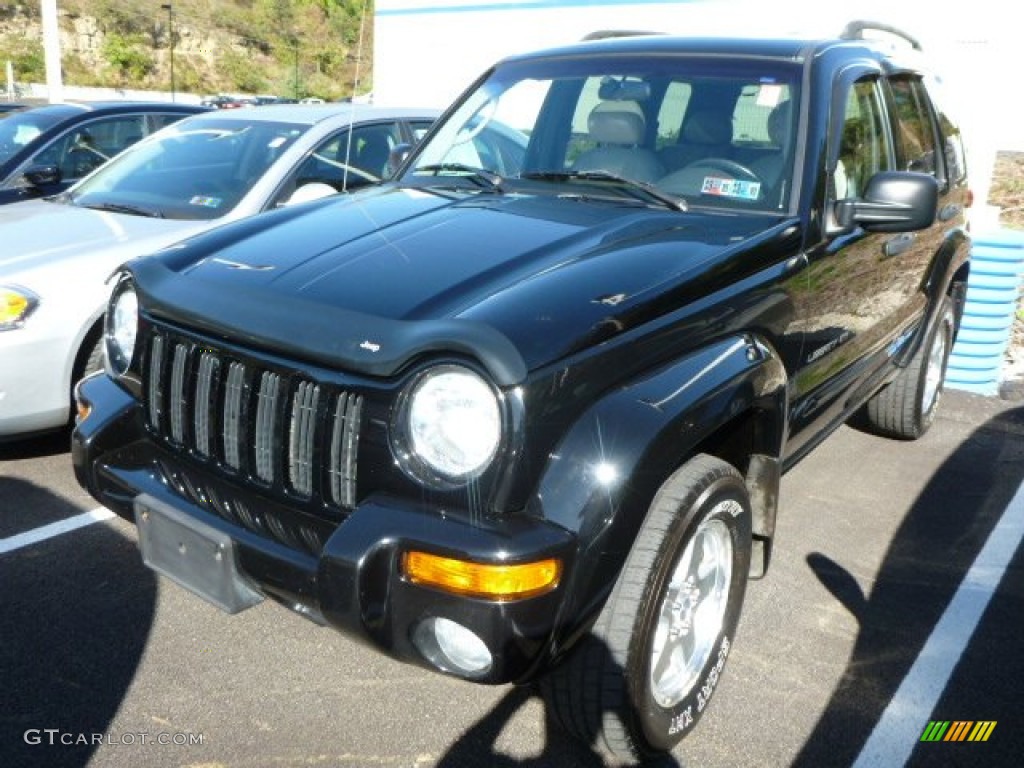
[852,478,1024,767]
[0,507,115,555]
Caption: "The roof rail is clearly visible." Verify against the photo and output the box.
[840,20,922,51]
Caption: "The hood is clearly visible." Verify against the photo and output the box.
[0,199,209,276]
[136,185,793,383]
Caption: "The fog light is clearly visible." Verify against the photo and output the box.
[413,617,493,676]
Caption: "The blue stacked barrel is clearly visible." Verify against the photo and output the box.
[947,229,1024,395]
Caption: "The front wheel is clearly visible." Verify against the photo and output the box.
[542,454,752,761]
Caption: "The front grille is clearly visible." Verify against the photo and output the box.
[144,329,363,512]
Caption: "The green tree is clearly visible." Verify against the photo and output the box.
[102,33,155,83]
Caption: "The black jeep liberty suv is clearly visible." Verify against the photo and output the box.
[74,21,970,761]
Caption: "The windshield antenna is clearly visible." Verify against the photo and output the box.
[341,1,370,192]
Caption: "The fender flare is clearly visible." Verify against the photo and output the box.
[532,334,788,651]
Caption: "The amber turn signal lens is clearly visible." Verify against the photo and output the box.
[75,399,92,424]
[402,551,561,601]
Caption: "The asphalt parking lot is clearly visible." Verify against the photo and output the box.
[1,388,1022,768]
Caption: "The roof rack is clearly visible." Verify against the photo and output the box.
[840,20,922,51]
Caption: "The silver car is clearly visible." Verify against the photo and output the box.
[0,104,440,439]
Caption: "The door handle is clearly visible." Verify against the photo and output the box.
[883,233,916,258]
[938,203,961,222]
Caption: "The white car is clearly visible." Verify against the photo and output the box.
[0,104,440,439]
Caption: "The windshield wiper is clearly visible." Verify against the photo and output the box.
[415,163,504,193]
[521,170,687,211]
[80,202,165,218]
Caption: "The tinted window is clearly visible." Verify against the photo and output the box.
[292,122,402,194]
[834,78,893,198]
[889,75,939,175]
[29,115,147,181]
[0,109,66,165]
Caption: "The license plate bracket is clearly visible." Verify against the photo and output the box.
[134,494,263,614]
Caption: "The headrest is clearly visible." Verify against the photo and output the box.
[588,103,645,145]
[682,110,733,145]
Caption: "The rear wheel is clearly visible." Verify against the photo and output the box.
[862,297,954,439]
[542,454,752,761]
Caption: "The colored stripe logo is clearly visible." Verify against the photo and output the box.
[920,721,997,742]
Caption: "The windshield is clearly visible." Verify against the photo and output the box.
[406,54,800,212]
[0,110,66,164]
[67,116,309,220]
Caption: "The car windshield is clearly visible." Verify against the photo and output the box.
[0,109,67,164]
[66,116,309,220]
[406,53,800,213]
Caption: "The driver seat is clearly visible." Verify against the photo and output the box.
[658,110,734,172]
[573,102,664,183]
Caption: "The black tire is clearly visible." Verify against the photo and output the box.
[862,297,954,440]
[541,454,752,761]
[71,329,104,412]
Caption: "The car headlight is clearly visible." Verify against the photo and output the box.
[105,279,138,376]
[0,285,39,331]
[394,365,502,485]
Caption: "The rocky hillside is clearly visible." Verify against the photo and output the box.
[0,0,372,101]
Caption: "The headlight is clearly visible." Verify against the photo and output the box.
[394,365,502,484]
[105,279,138,376]
[0,285,39,331]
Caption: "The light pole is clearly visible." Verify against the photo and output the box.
[161,3,175,102]
[292,38,299,100]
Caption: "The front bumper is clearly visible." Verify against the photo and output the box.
[72,374,576,684]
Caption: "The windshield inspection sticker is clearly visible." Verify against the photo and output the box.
[701,176,761,201]
[189,196,223,208]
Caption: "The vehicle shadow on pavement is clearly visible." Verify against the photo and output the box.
[0,426,72,461]
[793,405,1024,768]
[0,479,157,768]
[436,647,684,768]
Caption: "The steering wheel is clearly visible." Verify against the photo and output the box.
[681,157,760,181]
[658,157,763,198]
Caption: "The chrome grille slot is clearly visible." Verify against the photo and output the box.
[193,352,221,458]
[254,371,281,484]
[147,334,165,428]
[223,361,246,471]
[288,380,320,497]
[328,392,363,509]
[169,343,190,444]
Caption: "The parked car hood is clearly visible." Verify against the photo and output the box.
[133,185,793,384]
[0,199,209,275]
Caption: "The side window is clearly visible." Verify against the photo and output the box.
[348,123,402,181]
[655,81,692,150]
[834,79,892,199]
[409,120,434,142]
[148,112,191,134]
[283,122,402,205]
[889,75,940,175]
[30,115,146,181]
[732,82,791,147]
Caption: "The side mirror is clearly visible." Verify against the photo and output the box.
[834,171,938,233]
[23,164,62,189]
[386,143,413,178]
